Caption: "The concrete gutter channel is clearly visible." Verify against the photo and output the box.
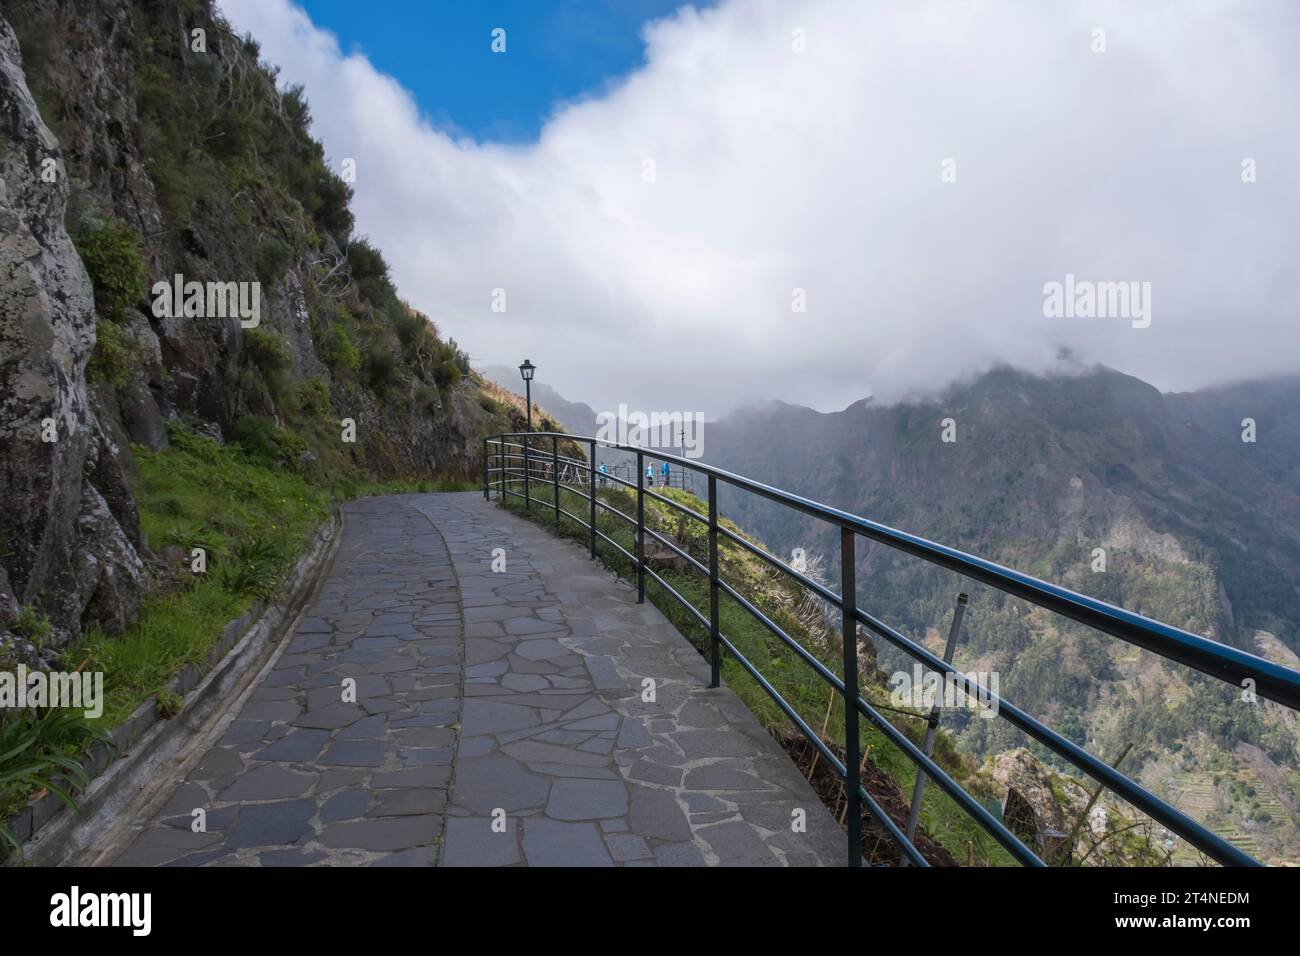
[5,508,342,867]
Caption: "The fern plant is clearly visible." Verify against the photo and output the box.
[217,536,289,600]
[0,707,109,859]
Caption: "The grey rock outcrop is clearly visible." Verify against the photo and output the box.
[0,14,143,643]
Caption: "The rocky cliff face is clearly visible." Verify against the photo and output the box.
[0,0,517,651]
[0,12,144,650]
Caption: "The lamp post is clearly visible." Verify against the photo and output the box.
[519,359,535,511]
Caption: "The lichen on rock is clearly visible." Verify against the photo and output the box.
[1,12,143,645]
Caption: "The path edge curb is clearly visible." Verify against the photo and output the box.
[5,506,343,867]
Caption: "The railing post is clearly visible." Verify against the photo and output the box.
[636,450,645,603]
[708,474,720,688]
[588,440,597,559]
[523,434,531,512]
[497,440,503,501]
[840,528,861,867]
[902,592,968,864]
[552,436,560,526]
[482,439,489,500]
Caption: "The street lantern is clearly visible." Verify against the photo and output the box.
[518,359,536,434]
[519,360,536,509]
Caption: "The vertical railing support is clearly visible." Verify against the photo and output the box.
[902,591,968,863]
[552,436,560,526]
[588,440,597,559]
[708,475,720,688]
[523,434,531,512]
[482,439,489,500]
[636,450,645,604]
[497,441,503,501]
[840,528,861,867]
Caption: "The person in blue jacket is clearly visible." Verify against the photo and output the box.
[645,463,654,487]
[660,460,670,485]
[597,463,608,485]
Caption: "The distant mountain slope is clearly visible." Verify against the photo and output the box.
[477,365,605,438]
[703,366,1300,652]
[476,365,638,473]
[513,365,1300,860]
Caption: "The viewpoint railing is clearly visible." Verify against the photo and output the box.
[482,431,1300,867]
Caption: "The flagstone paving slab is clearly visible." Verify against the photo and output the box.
[110,493,844,866]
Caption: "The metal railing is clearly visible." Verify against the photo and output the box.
[483,431,1300,867]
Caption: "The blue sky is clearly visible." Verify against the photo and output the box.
[297,0,712,142]
[225,0,1300,414]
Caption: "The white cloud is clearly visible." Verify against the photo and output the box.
[219,0,1300,416]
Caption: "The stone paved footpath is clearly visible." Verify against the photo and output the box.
[108,492,845,866]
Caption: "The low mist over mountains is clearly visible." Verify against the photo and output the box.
[706,366,1300,648]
